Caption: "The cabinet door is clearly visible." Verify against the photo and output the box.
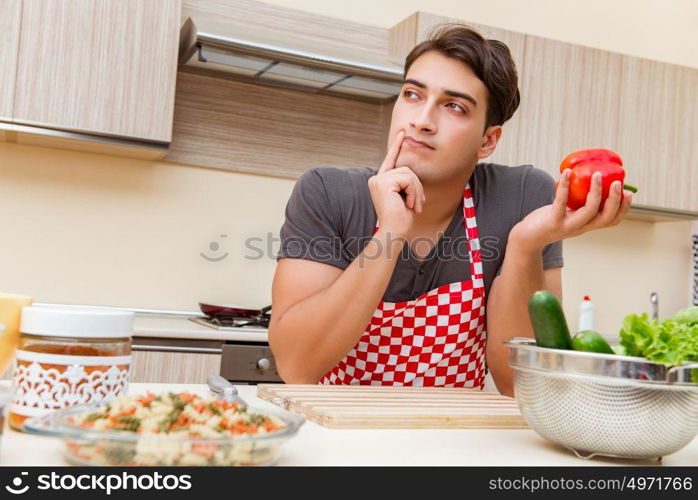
[516,35,623,180]
[13,0,181,143]
[129,351,221,384]
[0,0,22,122]
[616,57,698,212]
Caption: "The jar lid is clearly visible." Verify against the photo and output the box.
[20,306,134,338]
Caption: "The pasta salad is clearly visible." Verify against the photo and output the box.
[65,392,290,466]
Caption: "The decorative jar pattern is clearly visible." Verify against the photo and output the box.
[11,350,130,413]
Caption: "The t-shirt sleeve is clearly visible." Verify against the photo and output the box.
[520,167,564,270]
[276,167,351,270]
[493,166,564,278]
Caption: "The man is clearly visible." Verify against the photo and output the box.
[268,24,632,397]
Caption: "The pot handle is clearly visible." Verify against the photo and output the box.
[666,362,698,385]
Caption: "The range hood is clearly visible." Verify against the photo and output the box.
[178,18,404,101]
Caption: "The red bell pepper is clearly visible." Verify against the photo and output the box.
[557,148,637,210]
[559,148,623,173]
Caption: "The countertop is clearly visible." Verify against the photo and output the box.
[133,315,268,343]
[1,382,696,466]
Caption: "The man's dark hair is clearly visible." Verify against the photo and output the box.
[404,23,521,132]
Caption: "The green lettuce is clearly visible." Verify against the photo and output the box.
[670,306,698,326]
[619,313,698,383]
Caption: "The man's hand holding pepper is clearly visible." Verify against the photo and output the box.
[508,168,634,253]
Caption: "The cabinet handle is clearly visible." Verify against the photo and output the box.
[131,344,223,354]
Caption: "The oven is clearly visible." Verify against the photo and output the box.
[189,311,282,383]
[219,342,280,383]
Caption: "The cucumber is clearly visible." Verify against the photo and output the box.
[612,344,627,356]
[528,290,572,349]
[571,330,615,354]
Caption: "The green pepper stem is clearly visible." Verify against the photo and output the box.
[623,184,638,193]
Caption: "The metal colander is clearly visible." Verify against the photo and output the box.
[505,337,698,460]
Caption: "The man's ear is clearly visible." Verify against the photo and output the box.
[477,125,503,159]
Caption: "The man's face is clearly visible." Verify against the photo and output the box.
[389,50,498,185]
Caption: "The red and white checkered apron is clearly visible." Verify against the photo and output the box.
[320,183,487,388]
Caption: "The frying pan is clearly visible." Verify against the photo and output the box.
[199,303,272,319]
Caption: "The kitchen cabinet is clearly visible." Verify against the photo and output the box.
[129,337,221,384]
[130,350,221,384]
[616,58,698,212]
[0,0,22,124]
[518,36,698,213]
[3,0,690,214]
[7,0,181,157]
[514,36,624,183]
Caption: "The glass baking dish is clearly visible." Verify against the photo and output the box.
[24,403,304,466]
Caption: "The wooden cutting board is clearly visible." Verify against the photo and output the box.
[256,384,529,429]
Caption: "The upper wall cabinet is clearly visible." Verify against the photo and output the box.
[615,58,698,212]
[10,0,181,155]
[0,0,22,123]
[514,35,624,181]
[517,37,698,213]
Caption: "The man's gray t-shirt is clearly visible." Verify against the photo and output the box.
[277,163,563,302]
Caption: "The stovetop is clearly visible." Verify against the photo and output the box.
[189,315,270,331]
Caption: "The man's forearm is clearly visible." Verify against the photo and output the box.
[485,232,546,397]
[271,229,405,383]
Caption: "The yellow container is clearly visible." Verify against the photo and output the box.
[0,293,33,375]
